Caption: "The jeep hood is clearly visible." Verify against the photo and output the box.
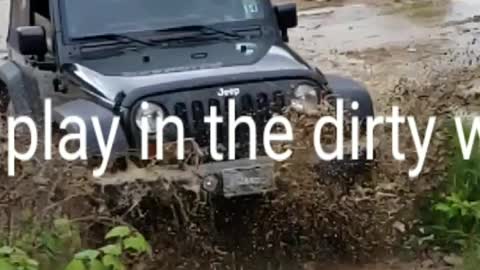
[64,44,317,107]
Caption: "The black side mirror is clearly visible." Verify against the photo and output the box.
[16,26,48,58]
[275,3,298,42]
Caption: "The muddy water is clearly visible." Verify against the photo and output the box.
[292,0,480,54]
[289,0,480,109]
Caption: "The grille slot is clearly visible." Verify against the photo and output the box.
[192,101,207,145]
[240,95,254,115]
[208,99,222,147]
[173,102,189,137]
[273,91,285,114]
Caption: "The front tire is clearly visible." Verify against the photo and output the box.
[0,82,10,115]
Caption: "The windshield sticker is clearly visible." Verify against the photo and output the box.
[242,0,259,18]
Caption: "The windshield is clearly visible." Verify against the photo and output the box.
[61,0,266,39]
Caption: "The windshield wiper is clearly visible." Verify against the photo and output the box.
[154,25,243,40]
[73,33,155,47]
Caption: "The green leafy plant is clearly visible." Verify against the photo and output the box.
[15,217,81,270]
[419,121,480,246]
[0,246,39,270]
[463,244,480,270]
[65,226,151,270]
[36,218,83,269]
[2,217,151,270]
[1,216,82,270]
[419,120,480,268]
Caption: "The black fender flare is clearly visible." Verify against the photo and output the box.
[0,61,35,116]
[325,74,375,119]
[323,74,375,166]
[52,99,129,157]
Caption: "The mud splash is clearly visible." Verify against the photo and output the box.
[3,67,476,270]
[0,69,479,270]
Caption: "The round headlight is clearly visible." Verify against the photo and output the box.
[291,84,318,112]
[135,102,165,133]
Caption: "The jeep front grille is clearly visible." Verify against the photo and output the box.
[133,80,314,160]
[169,91,285,160]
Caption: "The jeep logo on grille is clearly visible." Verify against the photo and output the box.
[217,87,240,97]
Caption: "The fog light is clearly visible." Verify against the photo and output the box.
[202,176,219,193]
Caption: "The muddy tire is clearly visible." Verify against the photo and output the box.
[314,153,374,191]
[0,82,10,114]
[209,196,263,231]
[209,196,228,231]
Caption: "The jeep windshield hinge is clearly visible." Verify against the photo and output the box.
[31,60,57,72]
[113,91,126,113]
[53,77,67,93]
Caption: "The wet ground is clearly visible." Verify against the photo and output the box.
[1,0,480,269]
[289,0,480,104]
[285,0,480,269]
